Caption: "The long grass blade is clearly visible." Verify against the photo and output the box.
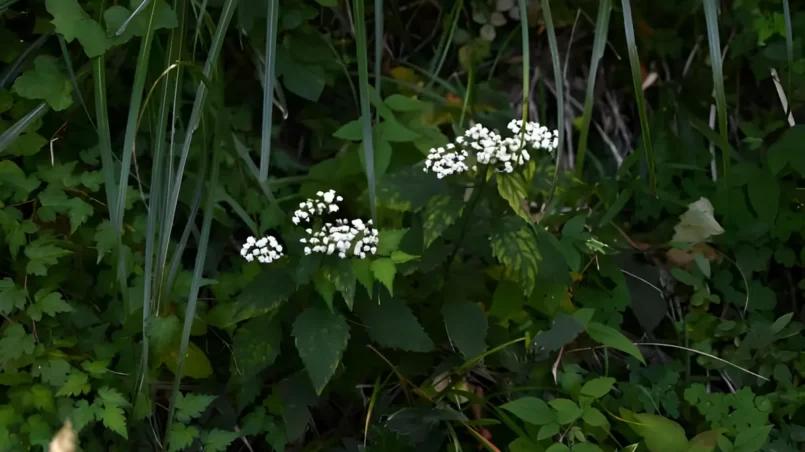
[58,36,95,130]
[159,0,239,278]
[0,102,49,155]
[374,0,383,121]
[115,0,152,36]
[353,0,377,220]
[517,0,529,124]
[259,0,279,182]
[702,0,729,182]
[575,0,611,177]
[164,129,220,445]
[428,0,462,89]
[620,0,656,192]
[233,133,277,202]
[782,0,793,99]
[92,20,117,219]
[542,0,565,199]
[166,165,206,290]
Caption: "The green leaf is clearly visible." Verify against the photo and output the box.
[71,400,101,432]
[175,393,217,423]
[24,239,72,276]
[46,0,108,57]
[203,429,240,452]
[582,407,608,427]
[101,405,128,439]
[733,425,772,452]
[580,377,616,399]
[545,444,570,452]
[32,291,73,320]
[490,217,541,296]
[103,0,178,46]
[376,119,420,142]
[359,296,434,352]
[422,194,464,248]
[384,94,427,111]
[333,120,363,140]
[549,399,583,425]
[490,280,525,322]
[147,315,181,354]
[586,322,645,364]
[57,371,90,397]
[377,229,409,255]
[12,56,73,111]
[497,173,530,222]
[538,422,560,440]
[0,279,27,315]
[292,306,350,394]
[232,314,281,378]
[4,133,48,157]
[370,258,396,296]
[767,125,805,175]
[627,412,687,452]
[770,312,793,335]
[501,397,554,425]
[98,387,129,408]
[442,301,487,358]
[687,429,726,452]
[162,341,213,379]
[168,423,199,452]
[325,260,357,309]
[672,197,724,244]
[747,168,780,221]
[0,323,35,361]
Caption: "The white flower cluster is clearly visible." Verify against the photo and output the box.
[301,218,379,259]
[291,189,344,225]
[424,143,470,179]
[423,119,559,177]
[240,235,284,263]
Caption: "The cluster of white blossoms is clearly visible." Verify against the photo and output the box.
[291,189,344,225]
[301,218,379,259]
[424,119,559,177]
[240,235,284,263]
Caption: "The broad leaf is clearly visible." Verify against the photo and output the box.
[168,423,199,452]
[422,194,464,248]
[359,296,434,352]
[580,377,616,399]
[370,258,396,296]
[490,216,541,296]
[549,399,583,425]
[292,306,350,393]
[672,198,724,244]
[204,429,240,452]
[232,314,282,378]
[501,397,554,425]
[442,301,487,358]
[46,0,108,57]
[497,172,530,222]
[12,56,73,111]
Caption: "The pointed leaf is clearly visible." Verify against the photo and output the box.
[359,296,433,352]
[501,397,554,425]
[587,322,645,364]
[442,301,487,358]
[292,306,350,394]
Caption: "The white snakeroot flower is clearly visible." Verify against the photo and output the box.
[298,217,379,260]
[423,119,558,177]
[292,189,344,224]
[240,234,285,264]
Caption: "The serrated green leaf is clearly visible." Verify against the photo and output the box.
[0,278,27,315]
[34,291,73,319]
[98,386,129,408]
[422,194,464,248]
[204,429,240,452]
[587,322,645,364]
[377,228,409,255]
[0,323,35,361]
[4,133,48,157]
[101,404,128,439]
[232,314,281,378]
[168,423,199,452]
[580,377,616,399]
[292,306,350,394]
[490,217,540,296]
[549,399,583,425]
[24,239,72,276]
[32,358,71,386]
[359,296,434,352]
[497,173,530,222]
[175,393,217,423]
[370,258,396,296]
[489,280,525,322]
[46,0,108,57]
[442,301,487,359]
[12,56,73,111]
[103,0,178,47]
[71,400,100,432]
[57,371,90,397]
[325,260,357,309]
[501,397,554,425]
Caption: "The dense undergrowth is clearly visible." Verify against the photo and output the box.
[1,0,805,451]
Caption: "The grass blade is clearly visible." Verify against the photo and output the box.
[92,31,117,218]
[58,36,95,130]
[164,128,221,445]
[517,0,530,124]
[259,0,279,182]
[374,0,383,121]
[782,0,793,99]
[542,0,565,198]
[428,0,462,89]
[353,0,377,220]
[620,0,656,192]
[115,0,152,36]
[575,0,611,177]
[0,102,49,155]
[702,0,729,181]
[233,133,277,202]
